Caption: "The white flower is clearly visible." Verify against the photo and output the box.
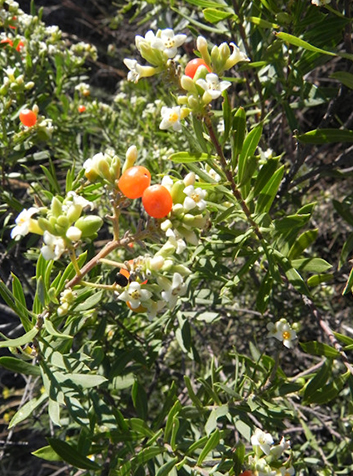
[311,0,331,5]
[65,191,94,210]
[161,175,174,190]
[118,281,152,309]
[11,207,38,239]
[150,28,187,58]
[135,30,157,51]
[160,273,187,308]
[251,428,274,455]
[41,231,66,260]
[196,73,231,103]
[270,436,291,459]
[160,106,183,132]
[267,319,297,349]
[66,226,82,242]
[166,228,187,255]
[183,185,207,211]
[224,42,250,70]
[277,466,295,476]
[123,59,157,83]
[145,300,166,320]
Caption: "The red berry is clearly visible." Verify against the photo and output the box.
[185,58,211,78]
[78,105,86,113]
[239,471,254,476]
[1,38,13,47]
[19,109,37,127]
[118,166,151,199]
[142,184,173,219]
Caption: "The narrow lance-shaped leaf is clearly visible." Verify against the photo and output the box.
[237,124,262,186]
[0,327,38,349]
[0,356,41,376]
[297,129,353,144]
[47,438,101,470]
[197,429,220,465]
[231,107,246,168]
[275,32,336,56]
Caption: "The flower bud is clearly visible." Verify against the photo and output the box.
[38,217,55,234]
[180,75,198,93]
[160,219,173,232]
[66,204,82,223]
[97,157,111,180]
[183,172,195,186]
[57,215,70,229]
[183,214,207,228]
[122,145,138,173]
[50,197,62,217]
[25,81,35,90]
[150,255,165,271]
[178,227,198,245]
[156,241,176,258]
[171,180,186,204]
[75,215,103,237]
[66,226,82,241]
[197,36,211,67]
[171,264,191,276]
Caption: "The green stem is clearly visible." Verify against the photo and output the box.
[203,113,263,240]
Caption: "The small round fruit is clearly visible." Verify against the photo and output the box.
[118,165,151,199]
[142,184,173,219]
[185,58,211,78]
[19,108,37,127]
[78,105,86,113]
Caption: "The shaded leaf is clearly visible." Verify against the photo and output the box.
[47,438,101,470]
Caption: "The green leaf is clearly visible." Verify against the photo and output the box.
[169,152,211,163]
[32,445,63,462]
[237,124,263,186]
[333,199,353,227]
[184,375,203,409]
[255,165,284,213]
[74,291,103,311]
[0,356,41,376]
[0,327,38,349]
[64,373,107,389]
[44,318,73,339]
[275,32,336,56]
[47,438,101,470]
[307,273,334,287]
[291,258,332,273]
[203,8,233,23]
[132,380,148,420]
[197,429,220,465]
[256,272,272,314]
[0,280,32,332]
[132,446,165,465]
[288,229,318,260]
[297,129,353,144]
[156,457,179,476]
[330,71,353,90]
[205,404,229,435]
[164,400,182,442]
[300,341,340,358]
[305,371,350,405]
[9,394,47,428]
[246,16,279,29]
[274,214,311,232]
[343,265,353,295]
[221,91,231,144]
[251,157,279,198]
[303,360,330,402]
[48,398,61,427]
[231,107,246,167]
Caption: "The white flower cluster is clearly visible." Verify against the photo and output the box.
[114,255,189,319]
[124,28,187,83]
[157,172,208,256]
[249,428,294,476]
[11,192,99,261]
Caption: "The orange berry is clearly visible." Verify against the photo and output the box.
[185,58,211,78]
[142,184,173,219]
[118,165,151,199]
[15,40,24,51]
[1,38,13,47]
[239,471,254,476]
[19,109,37,127]
[78,105,86,113]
